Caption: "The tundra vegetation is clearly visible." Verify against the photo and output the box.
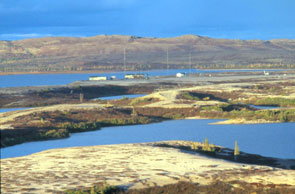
[62,181,295,194]
[1,79,295,147]
[1,35,295,73]
[234,141,240,156]
[0,107,197,147]
[1,100,295,147]
[64,181,119,194]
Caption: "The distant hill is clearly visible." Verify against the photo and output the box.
[0,34,295,73]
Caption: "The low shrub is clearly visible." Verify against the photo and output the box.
[43,128,70,139]
[62,122,101,133]
[129,97,159,106]
[251,97,295,107]
[64,183,120,194]
[178,92,200,101]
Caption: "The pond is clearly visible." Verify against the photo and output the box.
[249,105,279,110]
[96,94,146,100]
[0,107,31,113]
[1,119,294,159]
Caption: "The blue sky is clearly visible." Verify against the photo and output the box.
[0,0,294,40]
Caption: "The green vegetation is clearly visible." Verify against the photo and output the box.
[255,97,295,107]
[1,128,70,147]
[166,113,186,120]
[202,138,216,152]
[200,104,295,122]
[178,91,224,102]
[201,103,228,112]
[131,107,138,116]
[245,97,295,107]
[129,97,158,106]
[2,100,294,148]
[98,117,154,127]
[179,92,200,101]
[43,128,70,139]
[191,138,216,153]
[64,182,120,194]
[191,142,198,150]
[234,141,240,156]
[62,180,295,194]
[61,122,101,133]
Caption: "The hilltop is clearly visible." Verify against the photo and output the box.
[0,34,295,73]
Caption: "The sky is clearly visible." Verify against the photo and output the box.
[0,0,294,40]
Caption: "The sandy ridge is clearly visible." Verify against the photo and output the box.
[1,141,295,194]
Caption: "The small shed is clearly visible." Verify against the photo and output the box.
[125,74,135,79]
[89,76,107,81]
[110,76,116,80]
[134,74,148,79]
[176,72,186,78]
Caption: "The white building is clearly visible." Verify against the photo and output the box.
[176,72,186,78]
[125,74,135,79]
[89,76,107,81]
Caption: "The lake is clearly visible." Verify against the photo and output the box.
[0,69,283,88]
[1,119,294,159]
[249,105,279,110]
[0,107,31,113]
[97,94,146,100]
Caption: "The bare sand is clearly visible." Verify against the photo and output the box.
[212,118,281,125]
[1,141,295,194]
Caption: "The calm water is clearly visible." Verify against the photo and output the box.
[249,105,279,110]
[0,107,31,113]
[98,94,146,100]
[0,69,283,88]
[1,119,294,159]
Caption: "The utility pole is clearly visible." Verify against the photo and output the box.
[189,51,192,76]
[124,47,126,72]
[166,47,169,75]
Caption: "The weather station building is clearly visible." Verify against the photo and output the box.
[124,74,135,79]
[176,72,186,78]
[89,76,107,81]
[124,73,148,79]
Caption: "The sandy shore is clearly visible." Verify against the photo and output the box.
[1,141,295,194]
[212,118,281,125]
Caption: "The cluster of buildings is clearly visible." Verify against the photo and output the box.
[89,72,189,81]
[89,73,149,81]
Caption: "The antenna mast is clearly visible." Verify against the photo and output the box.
[166,47,169,75]
[189,51,192,75]
[124,47,126,72]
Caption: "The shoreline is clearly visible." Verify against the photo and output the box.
[0,70,110,76]
[210,118,281,125]
[0,68,291,76]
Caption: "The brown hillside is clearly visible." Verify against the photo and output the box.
[0,35,295,72]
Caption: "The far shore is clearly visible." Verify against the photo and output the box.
[0,70,109,76]
[0,68,291,76]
